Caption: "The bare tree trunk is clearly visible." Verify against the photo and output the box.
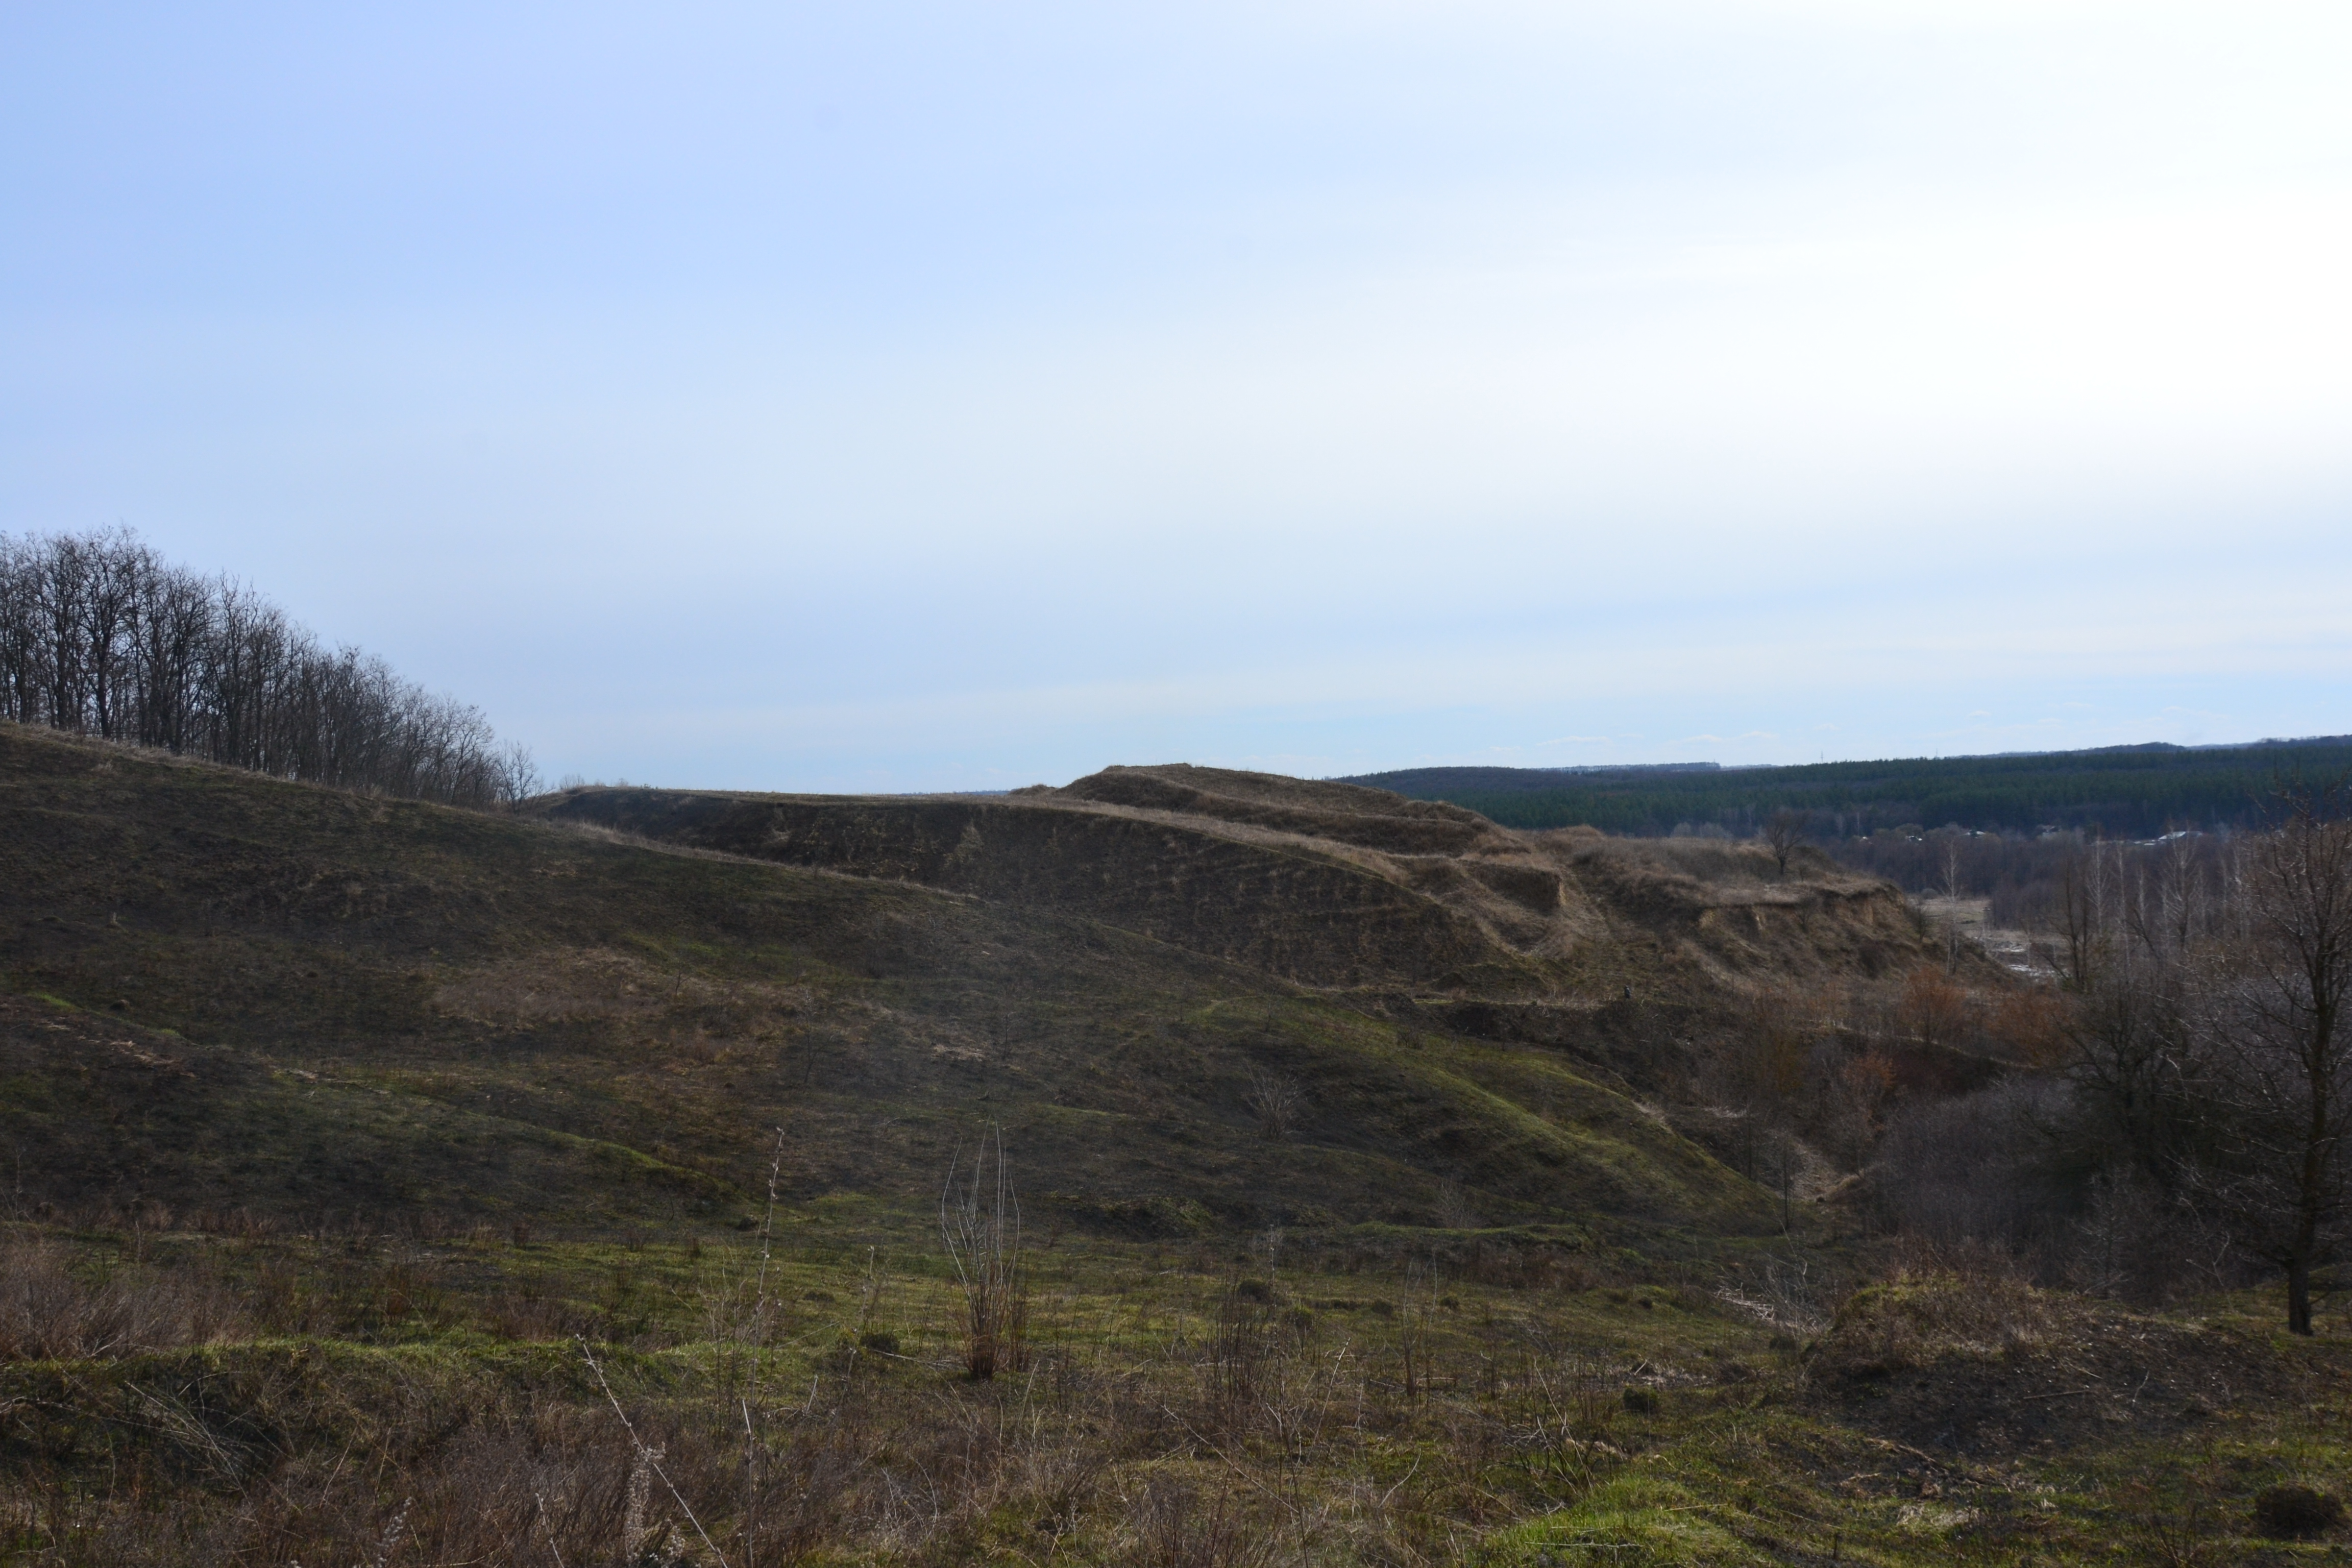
[1942,836,1964,971]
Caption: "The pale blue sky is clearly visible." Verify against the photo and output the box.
[7,3,2350,789]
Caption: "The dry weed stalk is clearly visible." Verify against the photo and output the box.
[740,1123,786,1568]
[1204,1278,1280,1433]
[578,1336,733,1568]
[751,1125,785,1349]
[1519,1350,1621,1497]
[532,1491,569,1568]
[623,1448,657,1561]
[367,1497,411,1568]
[1712,1248,1830,1336]
[1396,1263,1443,1402]
[940,1124,1027,1380]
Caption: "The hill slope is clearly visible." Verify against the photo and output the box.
[20,729,2335,1568]
[1,724,1775,1238]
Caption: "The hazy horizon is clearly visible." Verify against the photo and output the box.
[9,4,2349,791]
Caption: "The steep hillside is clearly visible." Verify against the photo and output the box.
[533,762,1947,1003]
[0,723,1768,1237]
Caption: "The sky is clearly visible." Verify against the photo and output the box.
[5,2,2350,791]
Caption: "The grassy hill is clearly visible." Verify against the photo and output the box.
[1345,737,2352,838]
[13,724,2350,1567]
[1,724,1792,1238]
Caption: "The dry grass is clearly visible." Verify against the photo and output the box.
[0,1235,248,1360]
[7,1212,2349,1567]
[0,1210,1700,1567]
[1808,1267,2054,1384]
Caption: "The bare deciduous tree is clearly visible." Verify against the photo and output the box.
[2056,843,2115,991]
[0,528,536,807]
[1762,807,1806,878]
[2062,961,2200,1196]
[2199,783,2352,1334]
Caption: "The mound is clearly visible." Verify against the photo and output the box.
[1806,1273,2297,1456]
[1057,763,1503,855]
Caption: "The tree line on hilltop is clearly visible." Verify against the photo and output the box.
[1353,742,2352,841]
[0,527,535,808]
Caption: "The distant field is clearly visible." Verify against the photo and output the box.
[1344,737,2352,838]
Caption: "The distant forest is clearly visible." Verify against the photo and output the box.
[1345,741,2352,842]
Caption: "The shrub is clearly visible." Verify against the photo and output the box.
[940,1126,1027,1380]
[1242,1069,1301,1140]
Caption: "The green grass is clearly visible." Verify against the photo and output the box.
[10,1216,2352,1564]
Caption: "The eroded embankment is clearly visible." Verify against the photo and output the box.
[531,763,1949,1002]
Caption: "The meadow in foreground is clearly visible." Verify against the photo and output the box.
[7,1196,2348,1567]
